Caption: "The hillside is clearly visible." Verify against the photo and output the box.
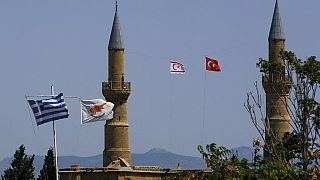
[1,147,253,176]
[1,148,206,176]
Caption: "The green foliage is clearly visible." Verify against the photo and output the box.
[1,145,35,180]
[256,58,283,74]
[282,51,320,171]
[281,132,302,161]
[37,148,56,180]
[283,51,320,85]
[162,170,205,180]
[197,143,237,179]
[257,161,307,180]
[197,143,307,180]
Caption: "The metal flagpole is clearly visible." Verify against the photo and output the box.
[51,85,59,180]
[26,87,80,180]
[80,99,83,124]
[202,57,207,146]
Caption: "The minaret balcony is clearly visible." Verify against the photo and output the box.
[262,74,291,84]
[102,81,131,102]
[102,81,131,91]
[262,74,291,94]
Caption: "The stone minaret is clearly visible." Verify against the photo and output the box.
[262,0,291,160]
[102,3,131,166]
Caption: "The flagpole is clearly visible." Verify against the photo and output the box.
[202,57,207,146]
[51,85,59,180]
[80,99,83,124]
[26,88,79,180]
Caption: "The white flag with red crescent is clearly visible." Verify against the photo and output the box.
[170,60,186,74]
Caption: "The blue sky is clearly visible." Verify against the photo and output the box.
[0,0,319,163]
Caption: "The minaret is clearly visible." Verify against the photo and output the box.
[102,2,131,166]
[262,0,291,160]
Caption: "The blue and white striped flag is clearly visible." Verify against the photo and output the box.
[28,93,69,126]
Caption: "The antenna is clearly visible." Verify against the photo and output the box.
[116,0,118,12]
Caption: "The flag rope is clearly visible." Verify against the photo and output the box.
[169,70,174,150]
[25,96,46,157]
[201,61,207,146]
[25,96,38,139]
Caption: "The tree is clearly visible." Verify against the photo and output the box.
[37,148,56,180]
[197,143,242,179]
[197,142,305,180]
[1,144,35,180]
[245,51,320,177]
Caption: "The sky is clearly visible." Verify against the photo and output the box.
[0,0,319,163]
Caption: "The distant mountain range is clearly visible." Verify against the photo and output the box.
[0,147,254,176]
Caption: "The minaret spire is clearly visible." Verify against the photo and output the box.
[108,0,124,50]
[269,0,285,40]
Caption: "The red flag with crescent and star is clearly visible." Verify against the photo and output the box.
[205,56,221,72]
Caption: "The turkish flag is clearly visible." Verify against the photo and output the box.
[206,57,221,72]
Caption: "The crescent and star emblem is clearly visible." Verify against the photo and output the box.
[173,63,182,70]
[207,61,216,68]
[170,61,185,74]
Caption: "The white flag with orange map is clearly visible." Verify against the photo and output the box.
[80,99,114,124]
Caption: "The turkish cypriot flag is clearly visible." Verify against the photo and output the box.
[80,99,114,124]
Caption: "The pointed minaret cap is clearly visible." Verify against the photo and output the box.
[108,1,124,50]
[268,0,285,40]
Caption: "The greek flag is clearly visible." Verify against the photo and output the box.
[28,93,69,126]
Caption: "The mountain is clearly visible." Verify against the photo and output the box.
[132,148,206,169]
[0,147,253,176]
[232,146,255,162]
